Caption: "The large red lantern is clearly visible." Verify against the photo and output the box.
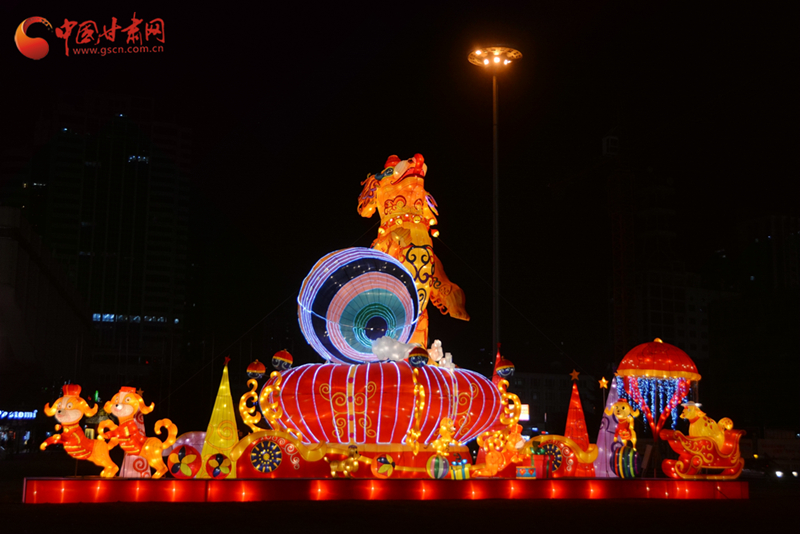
[261,361,501,446]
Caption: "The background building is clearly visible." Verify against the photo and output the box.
[509,371,599,438]
[2,93,192,394]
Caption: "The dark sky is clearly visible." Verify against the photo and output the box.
[3,1,798,380]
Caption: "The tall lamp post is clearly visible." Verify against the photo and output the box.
[467,46,522,358]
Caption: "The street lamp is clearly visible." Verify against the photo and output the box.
[467,46,522,359]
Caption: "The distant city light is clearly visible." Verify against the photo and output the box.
[93,313,171,324]
[0,410,37,420]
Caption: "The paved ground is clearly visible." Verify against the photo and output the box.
[2,452,797,533]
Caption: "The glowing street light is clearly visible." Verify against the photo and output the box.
[467,46,522,358]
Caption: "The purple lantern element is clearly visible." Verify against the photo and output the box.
[162,431,207,457]
[593,377,620,478]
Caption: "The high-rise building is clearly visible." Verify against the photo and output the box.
[603,137,724,365]
[4,93,191,388]
[0,207,93,393]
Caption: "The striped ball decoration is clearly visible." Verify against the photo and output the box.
[426,454,449,479]
[612,443,639,478]
[298,248,420,364]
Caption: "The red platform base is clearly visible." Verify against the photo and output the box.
[23,477,748,503]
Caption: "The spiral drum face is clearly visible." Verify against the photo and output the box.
[262,361,502,446]
[297,248,420,365]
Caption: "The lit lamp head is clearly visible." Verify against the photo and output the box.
[467,46,522,70]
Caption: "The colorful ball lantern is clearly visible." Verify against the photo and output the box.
[370,454,396,479]
[271,350,293,372]
[247,359,267,379]
[205,453,232,479]
[168,445,201,479]
[407,346,430,368]
[426,454,449,479]
[616,338,701,443]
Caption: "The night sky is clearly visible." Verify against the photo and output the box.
[3,2,798,419]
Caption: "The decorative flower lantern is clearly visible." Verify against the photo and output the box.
[616,338,701,442]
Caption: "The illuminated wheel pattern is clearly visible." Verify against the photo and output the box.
[297,248,420,364]
[250,439,282,473]
[540,442,563,472]
[205,453,232,479]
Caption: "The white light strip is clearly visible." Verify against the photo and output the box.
[420,368,438,443]
[376,362,386,443]
[293,365,321,443]
[389,362,401,443]
[346,365,357,442]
